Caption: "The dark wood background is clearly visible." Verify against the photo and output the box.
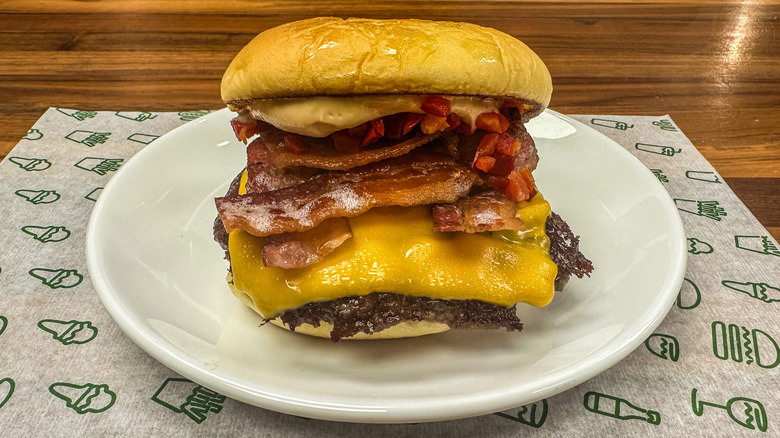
[1,1,777,239]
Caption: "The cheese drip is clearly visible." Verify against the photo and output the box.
[228,172,557,317]
[246,95,503,137]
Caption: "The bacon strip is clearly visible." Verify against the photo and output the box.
[262,218,352,268]
[432,190,525,233]
[267,133,441,170]
[245,138,323,193]
[215,152,479,236]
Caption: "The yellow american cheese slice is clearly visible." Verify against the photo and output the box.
[228,172,557,317]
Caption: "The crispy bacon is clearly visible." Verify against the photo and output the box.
[215,152,479,236]
[267,132,441,170]
[245,138,322,193]
[262,218,352,268]
[432,190,525,233]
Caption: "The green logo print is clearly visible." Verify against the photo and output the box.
[49,382,116,414]
[178,110,210,121]
[688,237,714,254]
[685,170,722,184]
[15,189,60,205]
[29,268,83,289]
[677,278,701,309]
[494,399,548,428]
[74,157,123,175]
[674,199,727,221]
[650,169,668,183]
[84,187,103,202]
[645,334,679,361]
[128,133,159,144]
[652,119,678,131]
[735,235,780,257]
[23,128,43,140]
[712,321,780,369]
[583,392,660,425]
[151,378,226,424]
[691,388,767,432]
[38,319,98,345]
[21,225,71,243]
[66,130,110,147]
[56,108,97,121]
[635,143,681,157]
[9,156,51,171]
[591,118,633,130]
[723,280,780,303]
[0,378,14,411]
[115,111,157,121]
[0,315,7,336]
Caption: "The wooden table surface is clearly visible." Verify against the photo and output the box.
[1,1,778,240]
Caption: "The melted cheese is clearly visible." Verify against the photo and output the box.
[246,95,502,137]
[228,173,557,317]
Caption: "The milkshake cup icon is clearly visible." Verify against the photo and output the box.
[0,378,14,410]
[687,237,713,254]
[9,156,51,171]
[722,280,780,303]
[23,128,44,140]
[49,382,116,414]
[652,119,678,131]
[712,321,780,368]
[591,118,633,130]
[645,334,679,361]
[635,143,681,156]
[178,110,209,121]
[735,235,780,257]
[152,378,226,424]
[674,199,727,221]
[128,133,159,144]
[685,170,721,184]
[56,108,96,121]
[495,399,548,428]
[38,319,98,345]
[66,130,110,147]
[15,189,60,205]
[677,278,701,310]
[115,111,156,121]
[74,157,123,175]
[691,388,767,432]
[21,225,71,243]
[583,391,660,425]
[29,268,83,289]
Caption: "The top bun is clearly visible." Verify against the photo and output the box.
[222,17,552,114]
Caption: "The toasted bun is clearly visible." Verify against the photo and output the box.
[222,17,552,114]
[228,278,450,340]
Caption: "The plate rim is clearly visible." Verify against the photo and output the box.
[86,108,687,423]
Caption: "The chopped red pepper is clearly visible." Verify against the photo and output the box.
[382,114,406,139]
[403,113,425,135]
[505,169,536,201]
[488,153,515,176]
[475,112,510,134]
[362,125,383,146]
[453,121,475,135]
[495,133,517,156]
[421,96,451,118]
[283,135,306,154]
[474,133,499,163]
[446,113,461,130]
[369,118,385,136]
[474,155,496,172]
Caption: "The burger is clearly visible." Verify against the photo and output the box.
[213,17,592,341]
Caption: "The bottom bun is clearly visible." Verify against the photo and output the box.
[228,276,451,340]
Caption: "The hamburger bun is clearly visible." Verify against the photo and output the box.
[221,17,552,118]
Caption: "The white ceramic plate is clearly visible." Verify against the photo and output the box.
[86,109,687,423]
